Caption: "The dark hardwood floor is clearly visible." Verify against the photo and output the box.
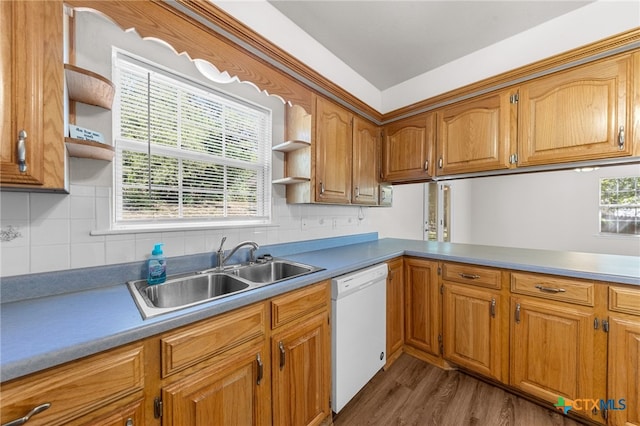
[333,354,587,426]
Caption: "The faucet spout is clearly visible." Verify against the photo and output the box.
[218,240,259,269]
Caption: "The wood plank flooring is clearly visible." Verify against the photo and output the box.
[333,354,587,426]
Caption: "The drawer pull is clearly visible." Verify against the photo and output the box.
[256,353,264,385]
[279,341,286,370]
[2,402,51,426]
[515,303,521,324]
[535,285,566,293]
[17,130,27,173]
[490,298,496,318]
[459,273,480,280]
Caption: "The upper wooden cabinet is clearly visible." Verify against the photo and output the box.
[518,54,633,166]
[1,0,66,190]
[382,112,435,183]
[352,116,380,205]
[436,89,515,176]
[315,96,353,204]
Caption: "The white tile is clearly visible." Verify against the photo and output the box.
[135,233,164,261]
[70,195,95,220]
[70,219,100,243]
[1,192,29,220]
[95,186,110,197]
[160,232,185,257]
[30,193,69,220]
[70,184,95,197]
[95,196,111,231]
[31,219,69,246]
[106,239,137,264]
[0,246,30,277]
[31,244,70,273]
[184,231,206,255]
[71,242,106,269]
[0,221,29,247]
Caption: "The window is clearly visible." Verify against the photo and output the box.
[112,52,271,229]
[599,176,640,235]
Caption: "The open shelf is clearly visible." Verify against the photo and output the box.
[272,140,310,153]
[65,137,115,161]
[272,177,310,185]
[65,64,115,110]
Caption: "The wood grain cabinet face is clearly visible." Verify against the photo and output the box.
[386,258,405,368]
[352,116,380,205]
[314,96,353,204]
[509,296,605,423]
[607,315,640,426]
[404,258,441,358]
[518,54,633,166]
[382,112,434,183]
[436,90,515,176]
[443,283,504,382]
[1,0,66,190]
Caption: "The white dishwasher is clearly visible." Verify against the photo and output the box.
[331,263,387,413]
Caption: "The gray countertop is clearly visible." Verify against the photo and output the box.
[1,237,638,382]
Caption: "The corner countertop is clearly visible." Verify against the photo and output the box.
[1,238,638,382]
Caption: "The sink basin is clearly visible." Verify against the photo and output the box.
[233,260,318,283]
[127,258,323,319]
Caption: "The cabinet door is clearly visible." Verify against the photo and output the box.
[382,112,434,182]
[163,347,270,426]
[608,315,640,426]
[518,54,632,166]
[510,297,604,422]
[78,399,144,426]
[0,0,65,190]
[272,311,330,426]
[386,258,404,368]
[436,90,514,175]
[315,96,352,204]
[352,116,379,205]
[443,283,504,381]
[404,258,441,358]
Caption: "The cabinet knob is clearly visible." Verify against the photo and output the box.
[354,186,360,198]
[438,157,443,169]
[515,303,521,324]
[2,402,51,426]
[256,353,264,385]
[279,341,286,369]
[17,130,27,173]
[618,125,625,149]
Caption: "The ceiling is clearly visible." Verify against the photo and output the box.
[268,1,593,90]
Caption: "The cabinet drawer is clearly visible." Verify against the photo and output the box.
[609,286,640,316]
[161,302,266,377]
[511,272,594,306]
[271,281,329,329]
[442,263,503,289]
[0,343,144,426]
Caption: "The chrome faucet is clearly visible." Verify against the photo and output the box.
[216,237,259,269]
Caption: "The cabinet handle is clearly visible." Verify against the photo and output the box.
[354,186,360,198]
[279,341,285,370]
[424,160,428,172]
[438,157,443,169]
[459,273,480,280]
[256,353,263,384]
[534,285,566,293]
[618,125,625,149]
[125,419,133,426]
[490,298,496,318]
[17,130,27,173]
[515,303,521,324]
[319,181,325,195]
[2,403,51,426]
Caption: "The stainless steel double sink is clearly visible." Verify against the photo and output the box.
[128,259,323,319]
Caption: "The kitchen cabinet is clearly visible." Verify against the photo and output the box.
[0,342,145,426]
[270,281,331,426]
[80,399,144,426]
[509,272,606,424]
[441,263,508,382]
[436,89,515,176]
[607,286,640,426]
[1,0,66,190]
[381,112,435,183]
[159,302,270,426]
[517,54,633,167]
[403,257,441,363]
[352,116,380,205]
[385,257,404,368]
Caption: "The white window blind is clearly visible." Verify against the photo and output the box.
[113,53,271,228]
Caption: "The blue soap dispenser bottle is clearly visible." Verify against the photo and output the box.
[147,243,166,285]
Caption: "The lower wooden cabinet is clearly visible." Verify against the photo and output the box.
[385,257,404,368]
[442,282,505,381]
[79,399,145,426]
[404,258,441,361]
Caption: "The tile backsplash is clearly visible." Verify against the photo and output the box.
[0,183,375,277]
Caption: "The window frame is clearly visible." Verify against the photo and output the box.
[111,50,272,231]
[598,176,640,236]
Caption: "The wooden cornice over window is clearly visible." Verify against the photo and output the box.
[66,0,639,125]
